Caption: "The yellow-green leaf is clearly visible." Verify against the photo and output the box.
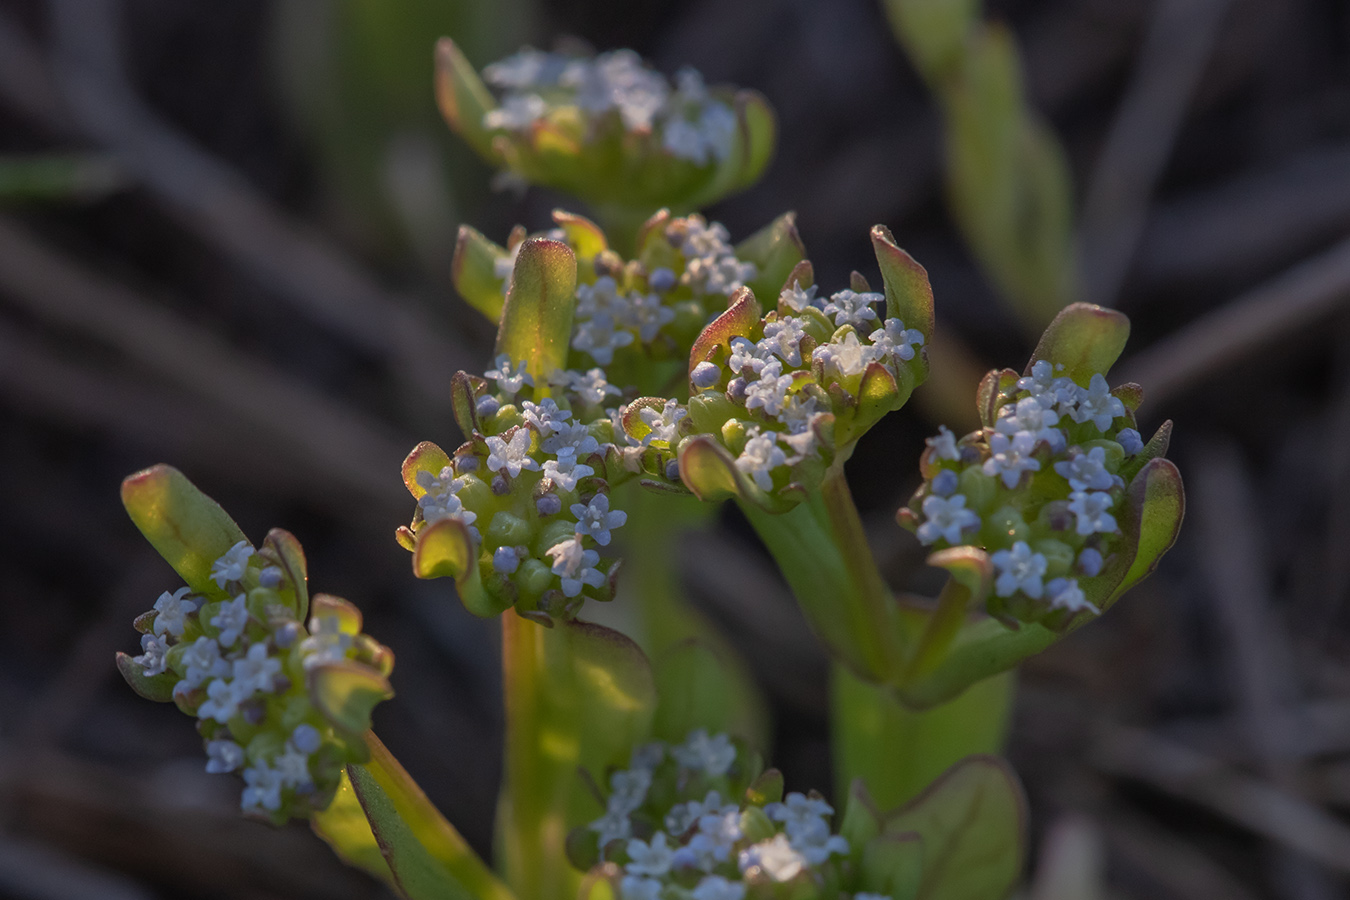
[871,225,937,341]
[121,464,248,596]
[434,37,501,164]
[451,225,510,323]
[495,239,579,389]
[309,661,393,739]
[1027,303,1130,384]
[311,768,397,888]
[402,441,453,500]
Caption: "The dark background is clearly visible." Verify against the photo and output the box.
[2,0,1350,897]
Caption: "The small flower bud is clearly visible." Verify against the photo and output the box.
[691,361,721,389]
[536,493,563,517]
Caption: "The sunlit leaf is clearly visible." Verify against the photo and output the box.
[402,441,453,500]
[121,464,248,596]
[451,225,510,323]
[495,239,579,389]
[1027,303,1130,384]
[736,211,804,303]
[311,768,396,888]
[309,661,393,740]
[261,528,308,621]
[434,37,501,163]
[872,225,936,340]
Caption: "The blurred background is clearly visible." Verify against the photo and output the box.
[2,0,1350,897]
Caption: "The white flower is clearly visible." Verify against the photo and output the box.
[241,762,285,812]
[1046,577,1099,614]
[639,399,687,446]
[869,317,925,362]
[735,429,787,492]
[198,677,248,723]
[917,493,980,545]
[727,336,773,376]
[991,541,1048,599]
[778,283,820,313]
[484,354,534,396]
[983,431,1041,489]
[521,399,571,436]
[672,833,729,872]
[483,49,567,89]
[178,636,229,691]
[626,832,674,876]
[926,425,961,461]
[556,367,620,407]
[151,586,194,638]
[739,833,806,881]
[298,615,354,668]
[813,331,869,379]
[591,811,632,850]
[619,876,663,900]
[697,808,744,847]
[823,289,882,329]
[783,815,849,864]
[210,594,250,647]
[133,632,170,677]
[542,421,602,456]
[210,541,254,589]
[631,292,676,341]
[760,317,808,367]
[765,792,833,829]
[231,642,281,694]
[997,397,1065,451]
[692,876,745,900]
[744,364,795,418]
[485,428,541,478]
[274,743,313,788]
[571,493,627,545]
[545,536,606,597]
[1054,446,1114,491]
[483,92,547,130]
[417,467,477,527]
[204,739,244,774]
[1071,374,1126,431]
[1068,491,1118,536]
[543,450,595,492]
[672,729,736,776]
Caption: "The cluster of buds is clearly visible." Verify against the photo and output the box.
[627,227,934,512]
[898,304,1181,631]
[453,209,803,396]
[436,40,774,214]
[116,494,394,824]
[573,729,862,898]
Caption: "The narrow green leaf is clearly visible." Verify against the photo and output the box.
[121,464,248,595]
[871,225,936,340]
[309,661,394,739]
[884,755,1027,900]
[735,212,805,303]
[402,441,454,500]
[348,763,475,900]
[449,374,481,439]
[652,640,738,743]
[1027,303,1130,384]
[311,768,397,888]
[434,37,501,163]
[261,528,308,621]
[838,778,883,857]
[563,620,658,774]
[451,225,510,323]
[495,239,579,388]
[115,651,176,702]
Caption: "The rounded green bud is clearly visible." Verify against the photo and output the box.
[1033,538,1075,578]
[487,511,534,546]
[958,467,998,512]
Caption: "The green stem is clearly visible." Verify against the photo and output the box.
[832,665,1015,811]
[498,613,580,900]
[738,464,901,682]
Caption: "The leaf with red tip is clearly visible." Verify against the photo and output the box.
[976,368,1019,428]
[871,225,936,340]
[1028,303,1130,383]
[688,286,760,378]
[310,593,363,635]
[451,225,510,322]
[496,239,579,389]
[121,464,248,596]
[402,442,453,500]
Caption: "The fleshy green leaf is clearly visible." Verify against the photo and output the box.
[1027,303,1130,384]
[564,620,658,776]
[838,778,883,855]
[434,37,501,163]
[311,768,397,888]
[402,441,453,500]
[261,528,309,621]
[451,225,510,323]
[688,286,761,375]
[348,763,475,900]
[412,517,474,581]
[309,661,394,740]
[1115,458,1185,598]
[115,651,175,702]
[552,209,608,264]
[729,90,776,191]
[310,593,364,635]
[677,435,744,504]
[884,755,1027,900]
[872,225,936,340]
[121,464,248,596]
[495,238,579,389]
[736,212,805,303]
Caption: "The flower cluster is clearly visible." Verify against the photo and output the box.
[120,539,393,823]
[403,357,637,622]
[639,272,929,507]
[899,360,1157,627]
[481,49,739,167]
[576,730,854,897]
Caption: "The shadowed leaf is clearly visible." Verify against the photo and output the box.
[1027,303,1130,384]
[261,528,308,621]
[115,651,175,702]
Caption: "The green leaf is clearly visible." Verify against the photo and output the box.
[676,435,744,504]
[449,374,482,438]
[563,620,658,777]
[652,639,740,743]
[402,441,454,500]
[688,286,762,375]
[115,651,176,702]
[871,225,936,340]
[745,769,785,807]
[348,763,475,900]
[552,210,608,264]
[861,833,925,900]
[451,225,510,323]
[311,768,397,888]
[730,90,777,192]
[1115,458,1185,598]
[412,517,475,580]
[309,661,394,740]
[121,464,248,596]
[495,239,579,389]
[433,37,501,164]
[1027,303,1130,384]
[357,734,515,900]
[736,212,805,304]
[838,778,883,855]
[882,0,981,83]
[901,549,990,683]
[884,755,1027,900]
[261,528,308,621]
[310,593,364,634]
